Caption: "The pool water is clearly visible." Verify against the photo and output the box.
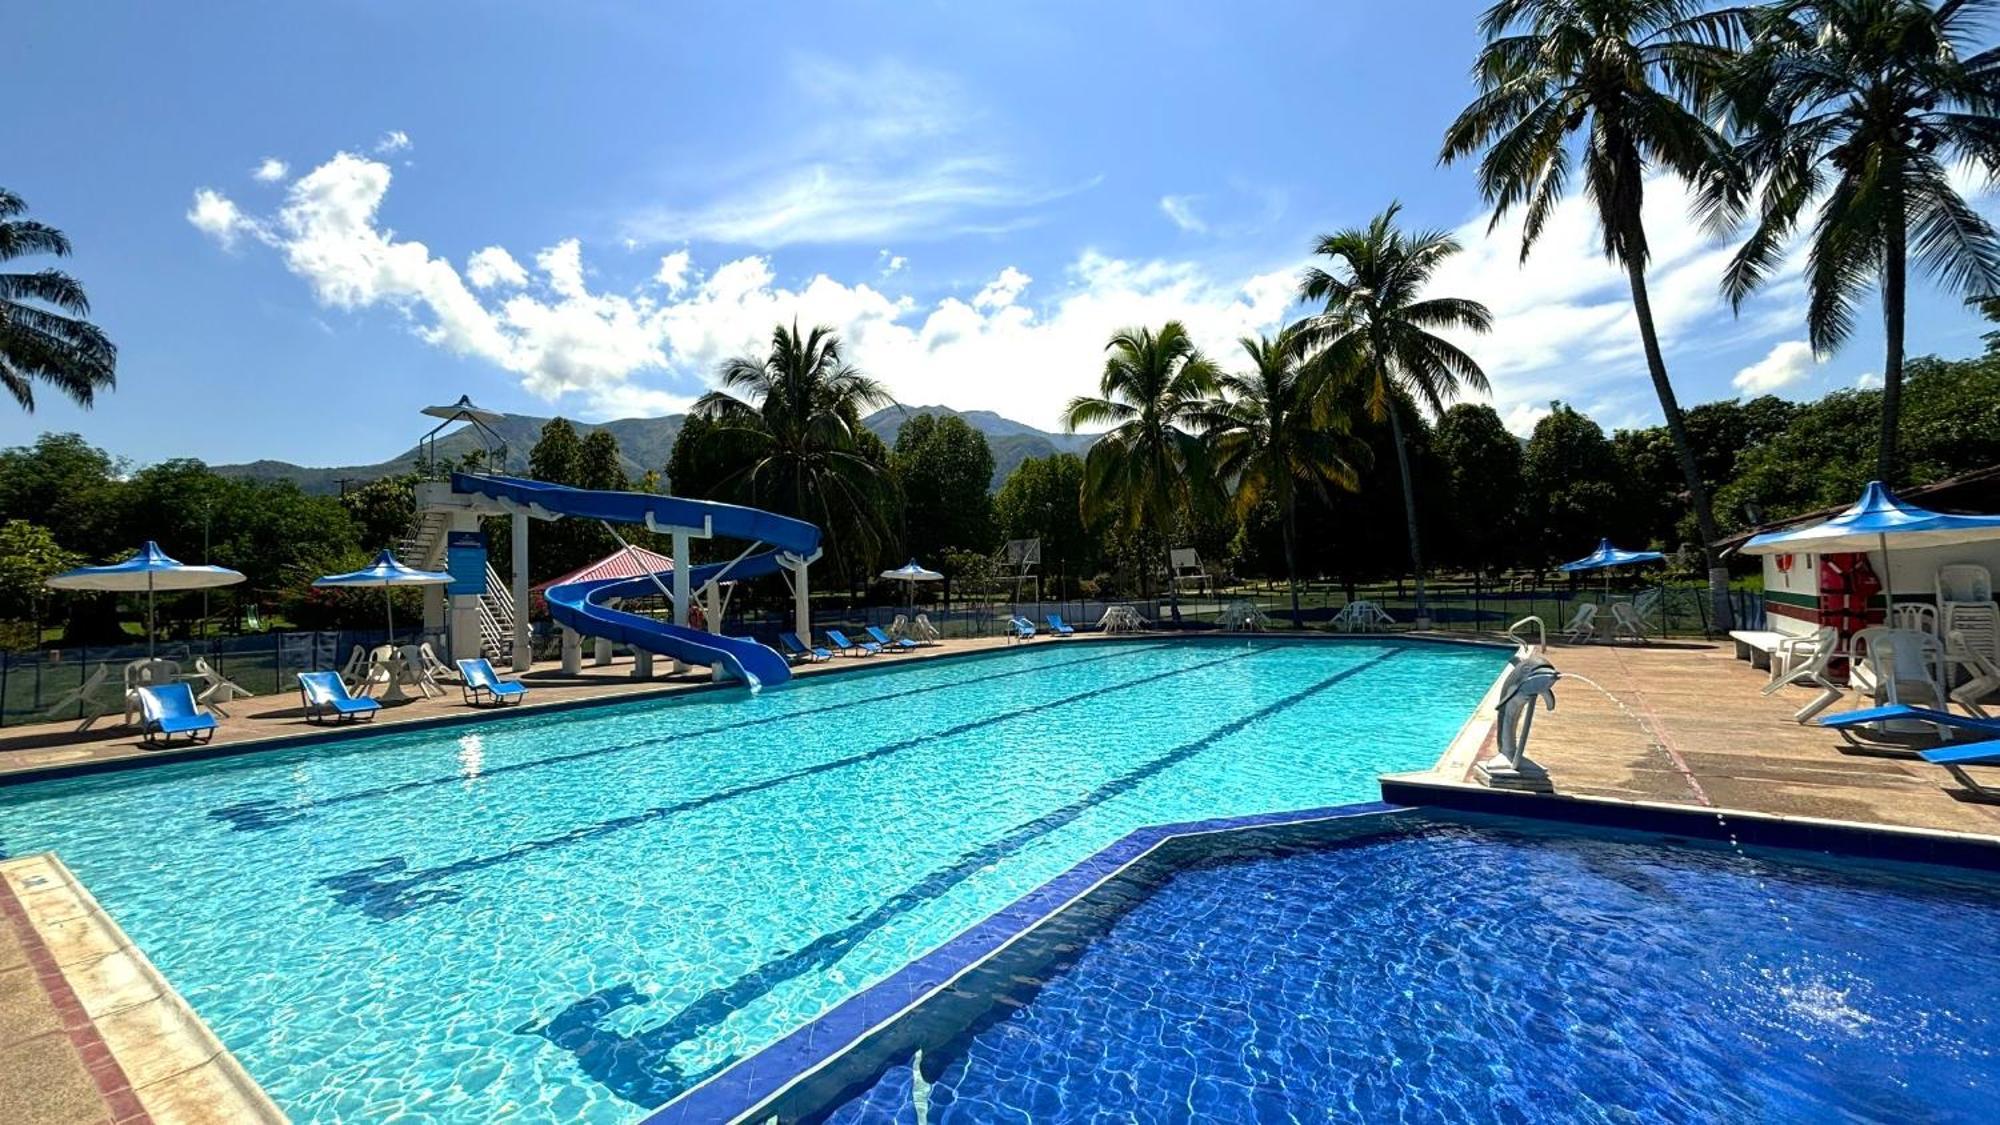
[0,637,1502,1121]
[829,819,2000,1124]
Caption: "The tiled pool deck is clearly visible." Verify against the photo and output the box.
[4,632,1999,1122]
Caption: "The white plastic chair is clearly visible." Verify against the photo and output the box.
[1949,629,2000,718]
[339,644,371,689]
[40,663,117,729]
[1852,626,1949,710]
[1609,603,1648,643]
[189,657,254,716]
[1562,602,1599,644]
[398,644,445,698]
[1889,602,1940,635]
[122,658,182,725]
[1763,626,1844,722]
[911,613,943,643]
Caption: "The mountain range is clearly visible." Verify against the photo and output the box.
[212,405,1095,494]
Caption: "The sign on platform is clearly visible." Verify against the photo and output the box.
[446,530,488,596]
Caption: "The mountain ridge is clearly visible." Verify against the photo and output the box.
[211,405,1093,494]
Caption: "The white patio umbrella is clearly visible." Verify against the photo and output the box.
[312,549,453,640]
[1741,481,2000,598]
[46,541,245,657]
[880,558,944,619]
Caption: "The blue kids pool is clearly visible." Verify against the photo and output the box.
[827,816,2000,1124]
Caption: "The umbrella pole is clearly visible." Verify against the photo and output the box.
[386,586,395,643]
[147,574,156,659]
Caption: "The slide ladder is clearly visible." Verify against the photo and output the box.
[448,474,819,688]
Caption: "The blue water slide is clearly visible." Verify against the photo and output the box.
[449,474,821,688]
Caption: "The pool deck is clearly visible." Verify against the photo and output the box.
[0,635,1025,783]
[1406,638,2000,838]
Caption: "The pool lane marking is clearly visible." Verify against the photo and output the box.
[515,646,1404,1108]
[209,644,1168,831]
[319,645,1279,919]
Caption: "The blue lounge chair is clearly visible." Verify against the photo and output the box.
[296,671,381,724]
[1819,704,2000,750]
[456,658,529,706]
[865,625,919,652]
[136,683,217,747]
[825,629,879,656]
[780,632,831,663]
[1921,739,2000,802]
[1045,614,1076,636]
[1008,616,1038,640]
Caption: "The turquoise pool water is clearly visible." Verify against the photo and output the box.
[0,637,1503,1122]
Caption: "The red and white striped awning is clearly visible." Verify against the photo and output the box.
[530,546,674,594]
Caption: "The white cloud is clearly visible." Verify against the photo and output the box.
[465,246,528,289]
[375,130,412,154]
[186,188,262,250]
[1160,195,1206,233]
[252,158,289,183]
[1855,370,1883,390]
[187,150,1307,426]
[1732,339,1818,393]
[1426,172,1811,433]
[878,249,907,276]
[655,249,693,295]
[1503,401,1552,437]
[622,58,1082,248]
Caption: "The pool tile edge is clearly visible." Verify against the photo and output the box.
[0,853,288,1125]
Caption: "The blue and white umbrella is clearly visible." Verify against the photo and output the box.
[46,541,245,656]
[880,558,944,616]
[313,550,452,639]
[1559,538,1666,601]
[1741,480,2000,597]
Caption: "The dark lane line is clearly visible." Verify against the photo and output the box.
[320,646,1263,919]
[211,644,1163,831]
[518,647,1405,1107]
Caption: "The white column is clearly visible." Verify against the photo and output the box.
[671,528,691,674]
[703,583,722,634]
[561,626,581,674]
[793,561,811,642]
[632,650,654,679]
[511,515,531,672]
[593,636,612,666]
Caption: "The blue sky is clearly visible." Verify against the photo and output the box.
[2,1,1991,468]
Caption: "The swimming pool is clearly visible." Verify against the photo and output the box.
[827,816,2000,1123]
[0,637,1503,1121]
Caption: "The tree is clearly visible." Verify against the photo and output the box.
[993,454,1096,597]
[0,519,80,645]
[1716,0,2000,484]
[528,418,585,485]
[0,188,117,411]
[691,322,898,586]
[1432,403,1524,573]
[0,433,126,560]
[1442,0,1738,630]
[578,429,630,493]
[1211,325,1366,626]
[1298,203,1492,623]
[1524,404,1626,563]
[340,475,418,552]
[891,413,998,561]
[1062,323,1225,623]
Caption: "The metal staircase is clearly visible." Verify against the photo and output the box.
[398,508,516,663]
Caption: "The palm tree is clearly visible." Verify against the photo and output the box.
[1212,325,1368,627]
[692,322,896,580]
[1715,0,2000,484]
[1062,323,1225,624]
[1,188,116,411]
[1297,204,1492,624]
[1440,0,1739,631]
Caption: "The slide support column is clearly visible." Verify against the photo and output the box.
[793,561,811,643]
[672,528,691,675]
[511,515,530,672]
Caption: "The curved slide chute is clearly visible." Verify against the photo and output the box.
[450,473,820,688]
